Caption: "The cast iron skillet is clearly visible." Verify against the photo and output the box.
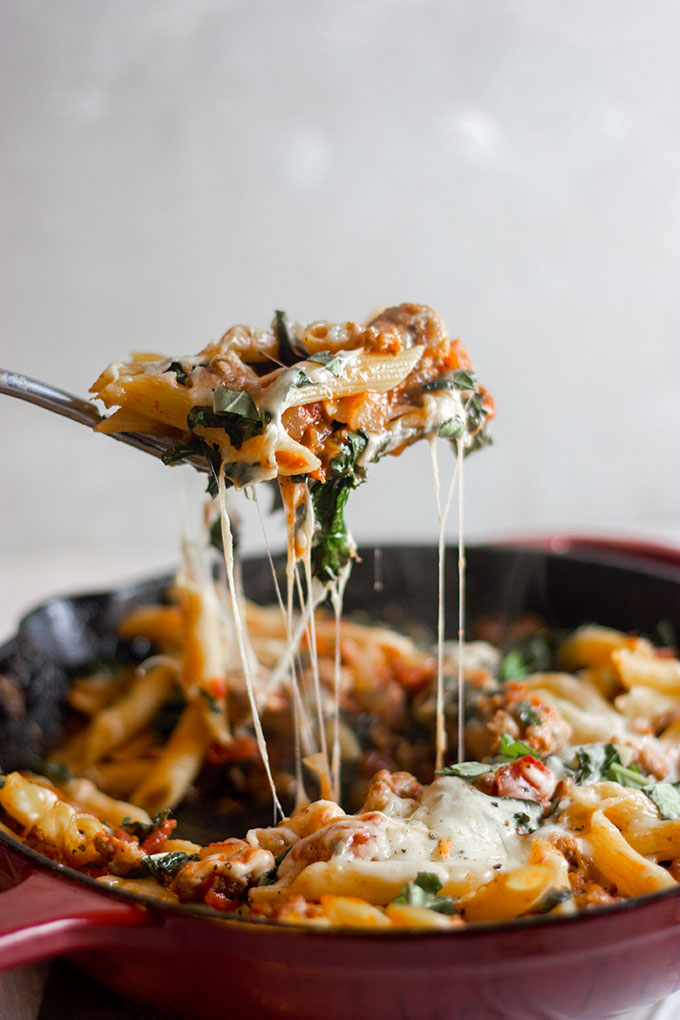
[1,541,680,1020]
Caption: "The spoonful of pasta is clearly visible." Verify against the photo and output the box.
[1,304,494,583]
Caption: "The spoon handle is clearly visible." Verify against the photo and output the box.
[0,368,178,462]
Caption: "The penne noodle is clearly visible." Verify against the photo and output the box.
[458,865,557,924]
[587,811,676,897]
[131,701,209,813]
[118,605,183,651]
[557,626,647,671]
[89,758,159,798]
[613,649,680,695]
[78,666,177,768]
[62,777,151,828]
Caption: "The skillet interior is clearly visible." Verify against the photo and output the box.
[1,542,679,849]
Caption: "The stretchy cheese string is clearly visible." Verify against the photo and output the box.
[455,437,466,764]
[299,490,333,799]
[218,464,283,819]
[429,438,461,772]
[330,564,350,803]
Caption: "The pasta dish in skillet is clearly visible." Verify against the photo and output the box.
[1,304,679,930]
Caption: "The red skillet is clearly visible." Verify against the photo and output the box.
[1,540,679,1020]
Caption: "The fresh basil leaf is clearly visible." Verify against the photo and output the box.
[311,431,368,583]
[213,389,260,420]
[258,867,279,886]
[28,758,73,785]
[501,634,554,681]
[646,783,680,820]
[421,368,493,455]
[574,743,621,784]
[289,368,312,388]
[167,361,190,386]
[274,846,292,867]
[411,872,442,895]
[120,809,172,840]
[512,806,543,834]
[307,351,345,376]
[161,439,203,466]
[160,435,234,497]
[187,402,263,450]
[163,437,229,498]
[498,733,539,760]
[310,479,354,583]
[436,761,494,779]
[258,846,292,886]
[422,369,477,393]
[494,797,545,832]
[331,431,368,479]
[501,649,529,680]
[393,872,457,915]
[274,310,304,365]
[135,851,199,882]
[515,700,541,728]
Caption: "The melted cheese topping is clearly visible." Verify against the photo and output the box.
[254,778,528,906]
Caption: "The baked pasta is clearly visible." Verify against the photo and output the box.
[24,581,499,816]
[3,619,680,928]
[89,303,495,804]
[90,303,493,582]
[4,302,678,931]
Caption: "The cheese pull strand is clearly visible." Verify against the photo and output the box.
[218,464,283,819]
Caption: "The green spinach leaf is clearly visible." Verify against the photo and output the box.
[133,851,199,882]
[646,783,680,820]
[275,310,304,365]
[498,733,539,760]
[392,872,457,915]
[310,431,368,583]
[515,700,541,728]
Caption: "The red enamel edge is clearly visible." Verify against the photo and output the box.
[494,533,680,570]
[0,864,149,970]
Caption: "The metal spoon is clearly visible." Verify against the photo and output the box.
[0,369,207,470]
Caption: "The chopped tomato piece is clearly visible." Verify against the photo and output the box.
[204,889,241,912]
[206,676,227,700]
[495,756,556,806]
[141,817,177,854]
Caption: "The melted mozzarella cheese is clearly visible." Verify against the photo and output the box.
[260,777,529,905]
[407,777,526,876]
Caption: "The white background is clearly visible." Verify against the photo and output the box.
[1,4,680,1016]
[1,1,679,630]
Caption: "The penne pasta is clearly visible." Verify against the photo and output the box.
[131,701,209,813]
[587,811,676,897]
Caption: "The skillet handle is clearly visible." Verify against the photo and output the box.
[0,866,149,970]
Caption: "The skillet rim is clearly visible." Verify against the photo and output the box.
[3,820,680,939]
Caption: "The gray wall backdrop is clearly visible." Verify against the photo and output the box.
[2,0,679,637]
